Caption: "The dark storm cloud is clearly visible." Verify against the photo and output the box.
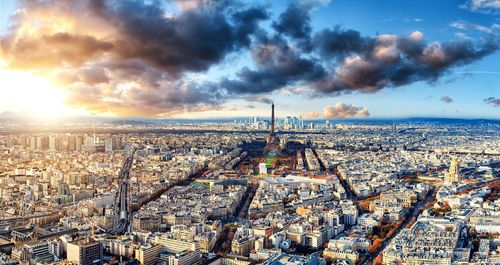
[440,96,453,103]
[272,2,312,41]
[312,27,374,59]
[315,34,499,94]
[484,97,500,106]
[224,25,498,97]
[90,0,268,76]
[221,35,326,94]
[225,9,499,97]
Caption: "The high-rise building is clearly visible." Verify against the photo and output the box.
[49,136,58,151]
[104,136,123,152]
[445,156,461,183]
[68,136,77,151]
[67,238,103,265]
[29,136,36,150]
[104,139,113,153]
[57,136,67,151]
[76,136,84,151]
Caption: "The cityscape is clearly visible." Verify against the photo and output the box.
[0,0,499,265]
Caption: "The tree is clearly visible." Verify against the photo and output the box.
[373,254,384,265]
[406,216,417,228]
[387,229,396,238]
[369,239,383,253]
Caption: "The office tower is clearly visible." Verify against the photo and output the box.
[104,139,113,153]
[76,136,84,151]
[68,136,76,151]
[58,183,70,196]
[112,136,122,150]
[106,136,123,152]
[56,136,65,151]
[49,135,57,151]
[67,239,103,265]
[36,136,48,151]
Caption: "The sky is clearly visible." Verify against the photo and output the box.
[0,0,499,120]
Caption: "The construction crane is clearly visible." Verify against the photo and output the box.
[109,148,136,235]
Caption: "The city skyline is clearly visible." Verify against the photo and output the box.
[0,2,498,263]
[0,0,499,120]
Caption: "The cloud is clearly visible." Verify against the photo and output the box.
[224,27,498,98]
[63,60,225,116]
[450,21,497,33]
[272,2,312,41]
[301,111,321,119]
[2,32,113,69]
[0,0,499,117]
[271,0,329,47]
[455,70,498,75]
[312,27,374,59]
[243,95,273,104]
[323,103,369,118]
[0,0,267,116]
[460,0,500,13]
[440,96,453,103]
[221,35,326,94]
[484,97,500,106]
[91,0,268,76]
[314,32,499,94]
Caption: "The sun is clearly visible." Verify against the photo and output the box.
[0,68,73,119]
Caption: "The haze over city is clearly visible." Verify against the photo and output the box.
[0,1,499,265]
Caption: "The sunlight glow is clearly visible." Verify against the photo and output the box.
[0,68,73,119]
